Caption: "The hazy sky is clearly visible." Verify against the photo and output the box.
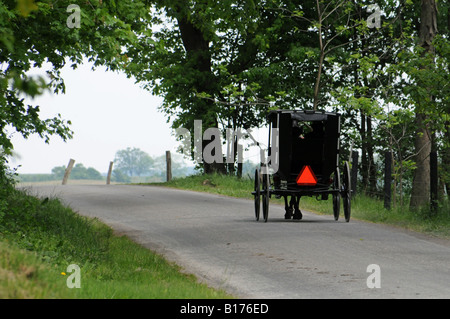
[10,62,179,174]
[10,61,265,174]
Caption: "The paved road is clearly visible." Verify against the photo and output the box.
[30,184,450,298]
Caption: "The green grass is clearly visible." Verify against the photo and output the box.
[147,173,254,198]
[0,187,233,299]
[0,241,74,298]
[148,174,450,239]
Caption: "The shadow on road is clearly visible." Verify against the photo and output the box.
[237,217,341,224]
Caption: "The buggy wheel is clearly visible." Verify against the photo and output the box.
[343,161,351,222]
[262,173,270,222]
[254,168,261,221]
[333,168,341,221]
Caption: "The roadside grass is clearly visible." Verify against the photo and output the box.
[0,187,233,299]
[148,174,450,239]
[0,241,74,298]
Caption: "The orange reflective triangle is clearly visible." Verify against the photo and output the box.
[296,165,317,186]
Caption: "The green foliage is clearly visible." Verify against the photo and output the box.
[17,163,103,182]
[51,166,66,179]
[114,147,154,177]
[123,0,449,202]
[0,0,150,178]
[111,168,131,183]
[126,1,293,166]
[17,173,58,183]
[51,163,103,180]
[1,0,449,207]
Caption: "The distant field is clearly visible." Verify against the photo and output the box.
[17,180,117,187]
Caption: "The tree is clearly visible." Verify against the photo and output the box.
[126,1,227,174]
[111,169,131,183]
[118,0,449,209]
[114,147,154,177]
[124,2,285,175]
[51,163,102,180]
[70,163,102,180]
[0,0,149,161]
[151,153,195,178]
[7,0,443,211]
[51,165,66,179]
[408,0,437,209]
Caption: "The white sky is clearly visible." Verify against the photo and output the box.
[10,62,180,174]
[9,62,265,174]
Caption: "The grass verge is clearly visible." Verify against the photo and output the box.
[146,174,450,239]
[0,187,233,299]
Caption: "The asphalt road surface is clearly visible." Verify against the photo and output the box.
[29,184,450,299]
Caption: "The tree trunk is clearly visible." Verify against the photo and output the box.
[367,116,377,195]
[360,111,368,193]
[443,5,450,198]
[409,0,437,209]
[177,13,226,175]
[410,113,432,208]
[442,121,450,198]
[418,0,438,54]
[313,50,324,111]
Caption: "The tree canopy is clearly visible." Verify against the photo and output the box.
[52,163,102,180]
[114,147,154,177]
[1,0,449,212]
[0,0,149,152]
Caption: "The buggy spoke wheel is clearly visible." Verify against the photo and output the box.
[254,168,261,221]
[262,173,270,222]
[333,194,340,221]
[344,195,351,222]
[333,168,340,221]
[343,161,351,222]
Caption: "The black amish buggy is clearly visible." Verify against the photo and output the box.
[252,109,351,222]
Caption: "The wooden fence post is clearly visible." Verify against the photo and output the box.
[166,151,172,182]
[384,151,392,210]
[62,158,75,185]
[106,161,114,185]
